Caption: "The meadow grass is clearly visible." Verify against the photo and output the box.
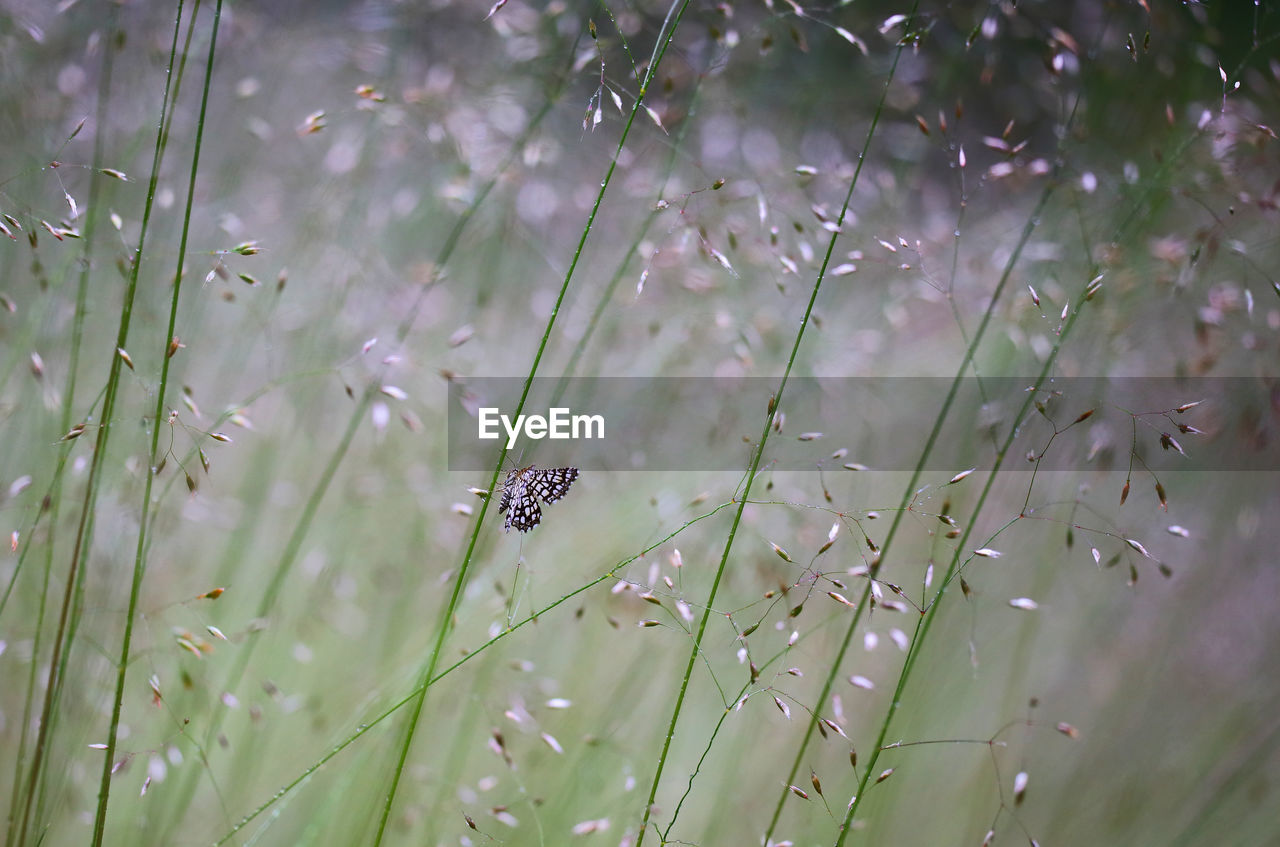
[2,3,1279,847]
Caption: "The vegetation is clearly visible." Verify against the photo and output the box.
[1,2,1278,846]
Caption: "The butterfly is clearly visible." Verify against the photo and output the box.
[498,465,579,533]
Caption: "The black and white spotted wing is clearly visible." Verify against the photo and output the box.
[498,465,579,533]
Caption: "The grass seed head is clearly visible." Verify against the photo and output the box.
[1014,770,1029,804]
[540,732,563,754]
[827,591,855,608]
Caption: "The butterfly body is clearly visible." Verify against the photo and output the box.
[498,464,578,532]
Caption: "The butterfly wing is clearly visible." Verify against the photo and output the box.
[528,467,578,505]
[498,466,577,532]
[498,470,517,515]
[505,494,542,532]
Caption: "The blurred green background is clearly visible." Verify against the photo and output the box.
[1,1,1278,846]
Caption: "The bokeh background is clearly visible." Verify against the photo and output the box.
[1,1,1278,846]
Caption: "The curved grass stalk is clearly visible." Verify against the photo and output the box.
[423,65,706,807]
[759,38,1083,847]
[156,47,582,843]
[835,247,1079,846]
[761,175,1057,843]
[3,435,92,844]
[481,65,704,801]
[636,6,919,844]
[370,6,694,841]
[550,70,705,404]
[90,2,224,843]
[3,498,54,847]
[19,1,217,835]
[10,5,138,844]
[659,614,841,843]
[834,123,1211,847]
[33,12,211,817]
[3,382,101,847]
[214,500,733,845]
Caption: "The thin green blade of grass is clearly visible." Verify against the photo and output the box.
[758,25,1102,841]
[90,2,225,843]
[212,501,734,845]
[369,3,696,842]
[549,41,707,404]
[633,5,920,843]
[34,13,216,823]
[834,122,1214,847]
[155,44,584,843]
[761,175,1058,844]
[10,5,137,844]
